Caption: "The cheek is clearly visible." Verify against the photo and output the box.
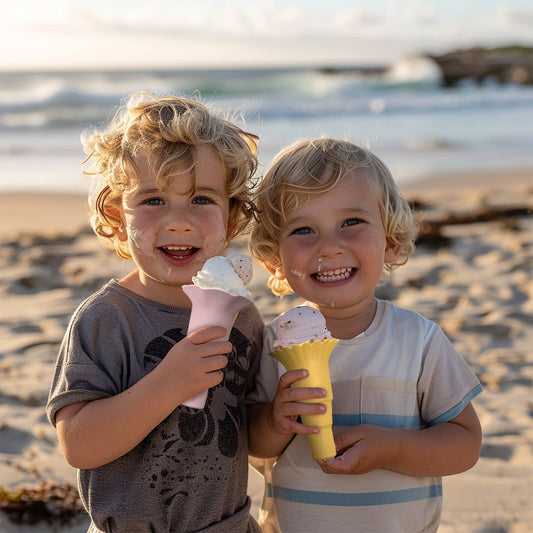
[127,224,157,254]
[206,210,230,245]
[280,241,307,267]
[280,245,308,282]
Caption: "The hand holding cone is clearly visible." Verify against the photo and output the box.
[270,306,339,459]
[182,253,253,409]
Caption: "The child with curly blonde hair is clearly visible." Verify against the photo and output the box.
[247,137,482,532]
[47,92,264,532]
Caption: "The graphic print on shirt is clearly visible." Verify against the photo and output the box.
[142,326,256,505]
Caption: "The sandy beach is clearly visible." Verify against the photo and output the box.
[1,169,532,532]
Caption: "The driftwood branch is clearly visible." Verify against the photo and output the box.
[414,205,532,246]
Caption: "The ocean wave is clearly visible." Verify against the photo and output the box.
[1,67,532,129]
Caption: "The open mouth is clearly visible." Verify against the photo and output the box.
[159,245,198,260]
[313,267,355,283]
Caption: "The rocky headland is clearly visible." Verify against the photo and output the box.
[428,45,533,86]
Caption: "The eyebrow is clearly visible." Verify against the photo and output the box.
[131,180,226,198]
[194,184,226,196]
[135,187,160,195]
[287,206,373,223]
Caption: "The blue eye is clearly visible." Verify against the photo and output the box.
[192,196,213,205]
[344,218,361,227]
[144,197,163,206]
[291,227,311,235]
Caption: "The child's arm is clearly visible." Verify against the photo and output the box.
[319,403,482,476]
[248,369,327,458]
[55,326,231,469]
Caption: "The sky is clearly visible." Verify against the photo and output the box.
[1,0,532,71]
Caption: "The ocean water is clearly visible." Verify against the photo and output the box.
[1,60,532,194]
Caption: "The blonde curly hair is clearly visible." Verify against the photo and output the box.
[83,92,258,259]
[249,137,418,296]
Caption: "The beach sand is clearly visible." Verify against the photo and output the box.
[1,170,532,532]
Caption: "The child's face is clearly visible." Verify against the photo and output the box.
[117,145,230,305]
[273,173,400,314]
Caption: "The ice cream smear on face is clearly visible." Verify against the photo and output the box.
[273,306,333,349]
[192,252,253,298]
[127,225,156,254]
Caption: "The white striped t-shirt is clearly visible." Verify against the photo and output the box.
[248,299,482,533]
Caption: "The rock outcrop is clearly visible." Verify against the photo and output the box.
[428,46,533,87]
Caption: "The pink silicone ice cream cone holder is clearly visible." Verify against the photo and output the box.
[181,285,252,409]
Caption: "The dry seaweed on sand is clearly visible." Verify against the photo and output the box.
[0,482,86,526]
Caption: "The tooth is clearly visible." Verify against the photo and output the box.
[315,267,354,282]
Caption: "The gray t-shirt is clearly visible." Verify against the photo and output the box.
[47,280,264,533]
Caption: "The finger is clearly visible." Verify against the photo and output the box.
[316,459,331,474]
[318,459,339,475]
[334,427,362,453]
[203,369,225,388]
[187,335,233,356]
[279,369,310,388]
[318,454,346,475]
[187,326,229,344]
[282,386,328,403]
[280,418,321,435]
[278,371,327,401]
[200,354,228,373]
[276,399,326,422]
[198,355,228,389]
[324,445,369,475]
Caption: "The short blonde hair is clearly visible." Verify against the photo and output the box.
[83,92,258,258]
[249,137,418,296]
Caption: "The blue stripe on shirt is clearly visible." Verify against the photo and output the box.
[333,383,483,429]
[269,483,442,507]
[428,383,483,426]
[333,413,422,428]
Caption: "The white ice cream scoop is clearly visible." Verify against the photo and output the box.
[273,306,333,348]
[191,253,252,298]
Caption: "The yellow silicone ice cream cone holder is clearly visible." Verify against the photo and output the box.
[270,339,339,459]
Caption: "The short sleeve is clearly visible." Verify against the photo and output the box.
[418,325,483,426]
[46,297,131,426]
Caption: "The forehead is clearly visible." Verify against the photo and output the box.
[132,145,226,190]
[194,145,226,185]
[287,170,378,212]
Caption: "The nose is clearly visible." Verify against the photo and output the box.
[317,231,345,259]
[164,207,193,233]
[318,247,344,259]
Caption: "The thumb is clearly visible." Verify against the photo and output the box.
[334,427,362,453]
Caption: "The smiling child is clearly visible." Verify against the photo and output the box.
[247,137,482,533]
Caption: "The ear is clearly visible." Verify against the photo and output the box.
[265,263,286,280]
[384,239,402,264]
[116,225,128,242]
[106,206,128,242]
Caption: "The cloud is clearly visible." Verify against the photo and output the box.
[334,7,382,30]
[495,5,533,28]
[1,0,532,71]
